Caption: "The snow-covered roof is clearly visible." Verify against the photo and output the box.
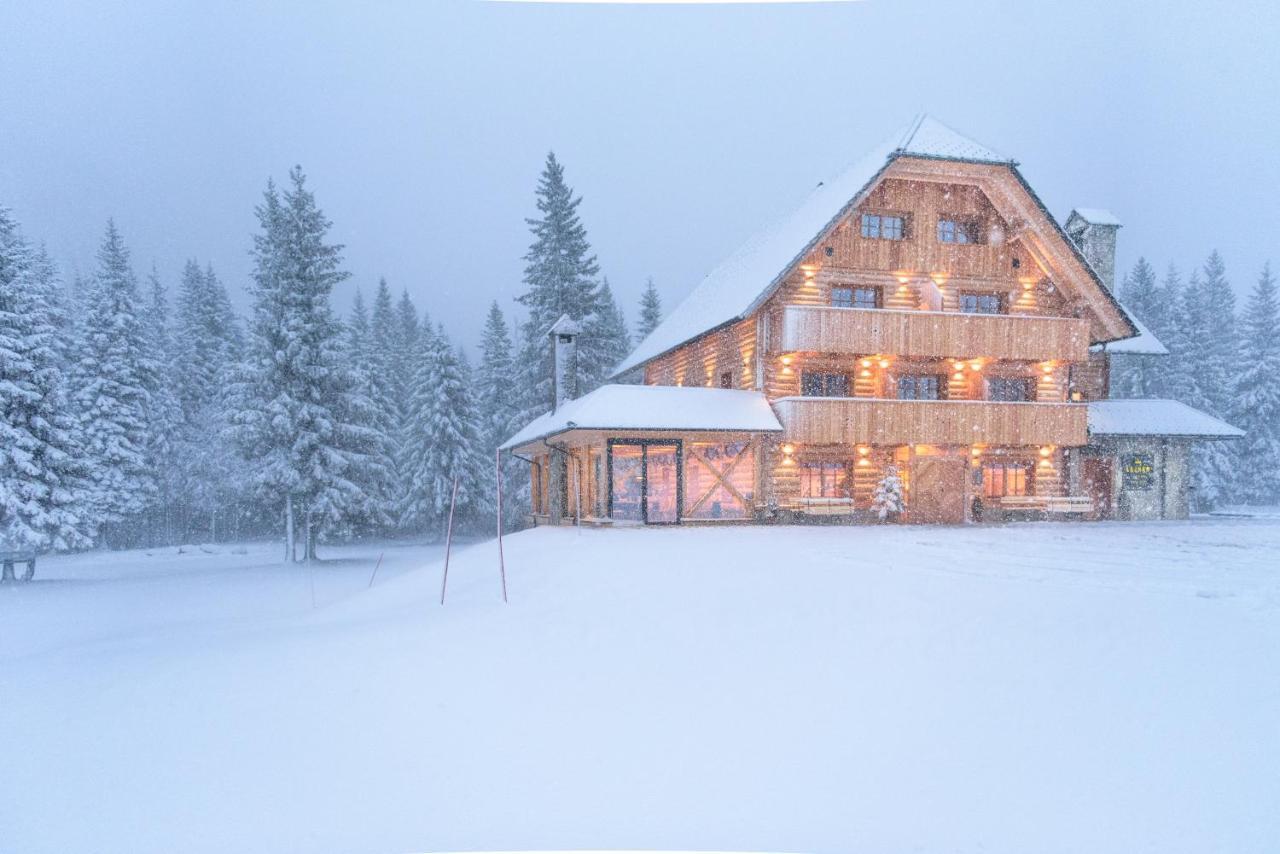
[1067,208,1122,227]
[612,115,1010,378]
[1093,306,1168,355]
[1087,399,1243,438]
[502,384,784,450]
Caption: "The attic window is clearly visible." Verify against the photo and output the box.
[938,217,981,244]
[860,213,905,241]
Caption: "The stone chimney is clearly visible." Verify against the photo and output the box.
[1064,208,1122,291]
[547,314,580,413]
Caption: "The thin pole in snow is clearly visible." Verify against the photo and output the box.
[367,552,384,589]
[496,448,508,603]
[440,475,460,605]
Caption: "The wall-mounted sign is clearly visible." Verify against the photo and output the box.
[1122,453,1155,490]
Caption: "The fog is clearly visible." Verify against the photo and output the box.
[3,0,1277,345]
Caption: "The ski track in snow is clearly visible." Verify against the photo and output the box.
[0,520,1277,854]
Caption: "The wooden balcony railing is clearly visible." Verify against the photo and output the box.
[774,397,1088,446]
[777,305,1090,362]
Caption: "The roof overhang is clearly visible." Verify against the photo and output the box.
[1087,399,1244,440]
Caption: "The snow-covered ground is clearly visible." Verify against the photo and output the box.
[1,520,1277,854]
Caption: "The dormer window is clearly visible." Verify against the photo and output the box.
[831,286,881,309]
[937,217,981,244]
[860,213,905,241]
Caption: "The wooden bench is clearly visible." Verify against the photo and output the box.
[1,550,38,582]
[788,498,858,517]
[997,495,1094,519]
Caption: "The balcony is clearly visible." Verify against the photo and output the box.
[777,305,1090,362]
[774,397,1088,446]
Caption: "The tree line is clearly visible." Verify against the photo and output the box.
[1,153,661,556]
[1111,253,1280,509]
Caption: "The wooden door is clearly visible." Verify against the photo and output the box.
[1081,457,1113,520]
[911,458,966,524]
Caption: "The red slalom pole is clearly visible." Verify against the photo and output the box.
[439,476,460,605]
[496,448,508,603]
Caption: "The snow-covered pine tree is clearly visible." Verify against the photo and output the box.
[1148,263,1185,400]
[228,169,377,559]
[70,220,158,544]
[636,276,662,340]
[871,466,904,522]
[401,325,489,532]
[516,152,602,420]
[585,276,630,379]
[141,266,184,544]
[1197,251,1242,509]
[393,287,420,408]
[1234,263,1280,504]
[341,288,398,535]
[1112,257,1162,397]
[476,301,525,528]
[0,207,92,552]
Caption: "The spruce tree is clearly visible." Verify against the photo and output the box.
[141,266,184,542]
[586,277,631,379]
[228,168,377,559]
[401,325,489,532]
[342,288,398,534]
[516,152,602,419]
[1234,263,1280,504]
[1112,257,1162,397]
[70,220,157,541]
[1197,251,1241,509]
[0,207,92,551]
[476,302,524,528]
[636,276,663,340]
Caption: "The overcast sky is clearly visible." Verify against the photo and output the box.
[3,0,1278,348]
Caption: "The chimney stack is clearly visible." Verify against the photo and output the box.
[547,314,580,413]
[1064,208,1122,292]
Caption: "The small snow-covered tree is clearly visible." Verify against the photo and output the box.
[636,276,662,340]
[0,207,92,551]
[476,301,524,529]
[70,220,158,542]
[586,276,630,379]
[1112,258,1163,398]
[1234,263,1280,504]
[401,325,489,533]
[870,466,904,522]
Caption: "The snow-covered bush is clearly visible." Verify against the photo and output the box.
[871,466,904,522]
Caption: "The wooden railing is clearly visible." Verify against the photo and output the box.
[777,305,1090,362]
[774,397,1088,446]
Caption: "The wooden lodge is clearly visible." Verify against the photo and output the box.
[503,116,1242,526]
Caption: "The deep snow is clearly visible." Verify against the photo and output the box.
[1,520,1277,854]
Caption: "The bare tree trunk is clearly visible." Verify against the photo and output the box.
[285,495,294,564]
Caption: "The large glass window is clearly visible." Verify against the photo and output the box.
[609,441,682,524]
[897,374,944,400]
[860,213,905,241]
[609,445,644,522]
[801,371,850,397]
[982,461,1031,498]
[959,292,1004,314]
[986,376,1034,402]
[645,445,680,523]
[684,442,755,520]
[800,461,849,498]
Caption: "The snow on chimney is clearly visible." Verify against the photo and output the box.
[547,314,581,413]
[1065,208,1122,292]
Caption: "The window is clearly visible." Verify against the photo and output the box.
[897,374,944,400]
[860,213,905,241]
[719,370,734,389]
[830,286,881,309]
[937,217,981,244]
[982,462,1031,498]
[801,371,850,397]
[800,461,849,498]
[986,376,1034,402]
[959,291,1004,315]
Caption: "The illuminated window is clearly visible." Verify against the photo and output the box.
[959,291,1004,314]
[982,462,1031,498]
[800,461,849,498]
[861,213,905,241]
[831,286,880,309]
[938,217,981,244]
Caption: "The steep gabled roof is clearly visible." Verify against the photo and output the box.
[612,115,1137,379]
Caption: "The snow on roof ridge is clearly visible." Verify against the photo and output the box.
[611,115,1011,378]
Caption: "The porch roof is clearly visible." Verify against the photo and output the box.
[501,384,784,452]
[1087,399,1243,439]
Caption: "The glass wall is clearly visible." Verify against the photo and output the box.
[609,444,645,522]
[645,444,680,523]
[683,441,755,520]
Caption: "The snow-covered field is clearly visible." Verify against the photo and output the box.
[1,520,1278,854]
